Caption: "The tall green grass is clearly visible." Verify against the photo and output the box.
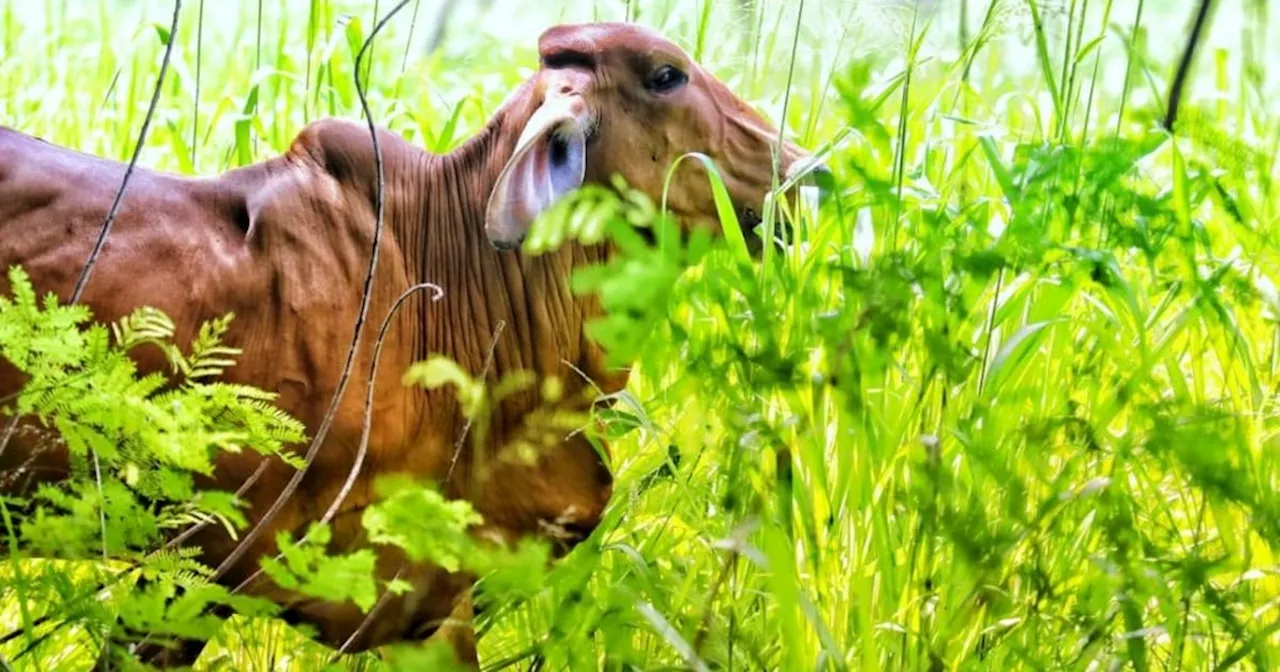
[2,0,1279,670]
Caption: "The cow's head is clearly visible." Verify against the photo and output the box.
[484,22,830,251]
[468,23,829,560]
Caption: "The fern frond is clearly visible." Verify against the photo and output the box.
[112,306,176,350]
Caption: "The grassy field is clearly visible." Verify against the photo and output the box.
[3,0,1280,670]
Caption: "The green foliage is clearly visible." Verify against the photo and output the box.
[360,475,482,573]
[259,474,554,632]
[0,264,302,663]
[0,265,306,554]
[507,14,1280,669]
[261,523,381,613]
[379,639,475,672]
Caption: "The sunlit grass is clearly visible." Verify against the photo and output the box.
[2,0,1279,670]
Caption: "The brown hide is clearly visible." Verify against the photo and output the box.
[0,22,820,666]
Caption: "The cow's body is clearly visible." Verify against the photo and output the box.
[0,112,619,655]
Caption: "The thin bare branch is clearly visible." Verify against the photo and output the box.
[69,0,182,305]
[337,568,405,655]
[1164,0,1216,131]
[447,320,506,482]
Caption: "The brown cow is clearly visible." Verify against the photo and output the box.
[0,22,824,668]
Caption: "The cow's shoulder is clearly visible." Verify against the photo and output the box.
[224,121,413,281]
[286,118,417,191]
[288,118,372,178]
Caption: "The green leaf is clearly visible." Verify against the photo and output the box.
[661,152,748,266]
[983,318,1063,397]
[360,476,482,572]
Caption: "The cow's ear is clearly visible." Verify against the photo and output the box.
[484,96,589,250]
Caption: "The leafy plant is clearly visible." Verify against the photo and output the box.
[0,264,304,664]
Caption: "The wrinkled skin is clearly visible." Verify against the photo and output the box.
[0,22,821,668]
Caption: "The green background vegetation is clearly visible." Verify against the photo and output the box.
[1,0,1279,669]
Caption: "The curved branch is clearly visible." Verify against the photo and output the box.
[317,282,444,529]
[230,282,445,595]
[192,0,205,169]
[208,0,414,583]
[447,320,505,482]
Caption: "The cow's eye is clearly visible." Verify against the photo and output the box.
[645,65,688,94]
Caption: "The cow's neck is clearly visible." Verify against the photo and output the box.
[391,93,624,399]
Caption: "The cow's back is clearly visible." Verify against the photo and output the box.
[0,124,428,591]
[0,127,252,319]
[0,126,275,514]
